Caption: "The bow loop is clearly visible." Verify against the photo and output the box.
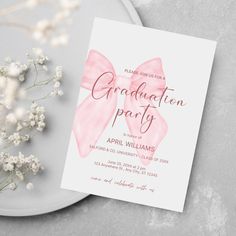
[81,50,116,91]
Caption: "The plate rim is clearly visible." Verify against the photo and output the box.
[0,193,88,217]
[0,0,142,217]
[121,0,143,25]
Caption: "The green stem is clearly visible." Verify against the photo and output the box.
[33,61,38,85]
[0,174,13,192]
[33,92,51,101]
[0,21,32,32]
[25,78,53,90]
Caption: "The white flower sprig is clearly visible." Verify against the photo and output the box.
[0,48,64,192]
[0,0,80,47]
[0,152,44,192]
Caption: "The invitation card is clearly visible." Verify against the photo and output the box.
[61,18,216,212]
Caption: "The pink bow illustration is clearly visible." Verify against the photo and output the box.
[73,50,168,165]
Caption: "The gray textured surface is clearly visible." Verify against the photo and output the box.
[0,0,236,235]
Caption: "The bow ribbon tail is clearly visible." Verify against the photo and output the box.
[73,93,117,157]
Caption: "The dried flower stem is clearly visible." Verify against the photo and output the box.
[0,21,33,32]
[0,1,26,17]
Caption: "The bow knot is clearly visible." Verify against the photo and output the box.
[116,76,130,89]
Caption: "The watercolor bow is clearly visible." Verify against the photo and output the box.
[73,50,168,165]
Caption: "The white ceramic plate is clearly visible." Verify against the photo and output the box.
[0,0,142,216]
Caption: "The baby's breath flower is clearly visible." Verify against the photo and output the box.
[8,132,21,146]
[54,81,61,88]
[54,66,63,80]
[8,182,17,191]
[3,163,14,172]
[51,34,69,47]
[60,0,80,10]
[19,75,25,82]
[26,182,34,190]
[0,76,7,89]
[42,65,48,71]
[16,123,23,132]
[15,169,24,181]
[32,48,49,65]
[25,0,41,9]
[0,152,43,192]
[58,90,64,96]
[14,107,25,119]
[6,62,28,81]
[8,132,30,146]
[0,66,7,76]
[7,63,21,78]
[6,113,17,124]
[0,130,7,139]
[27,102,46,131]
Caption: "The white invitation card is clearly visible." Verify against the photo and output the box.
[61,18,216,212]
